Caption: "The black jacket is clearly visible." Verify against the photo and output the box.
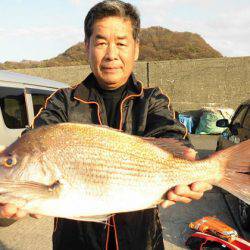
[32,73,189,250]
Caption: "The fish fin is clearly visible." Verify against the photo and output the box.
[0,180,61,200]
[70,214,113,223]
[214,140,250,205]
[142,137,198,160]
[0,194,27,207]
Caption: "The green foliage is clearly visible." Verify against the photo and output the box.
[0,27,222,69]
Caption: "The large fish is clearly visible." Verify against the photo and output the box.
[0,123,249,222]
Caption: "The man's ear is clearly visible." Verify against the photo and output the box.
[84,40,90,62]
[84,40,89,53]
[134,40,140,61]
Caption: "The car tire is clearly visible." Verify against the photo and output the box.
[238,199,250,231]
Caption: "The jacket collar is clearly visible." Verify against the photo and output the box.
[73,73,143,102]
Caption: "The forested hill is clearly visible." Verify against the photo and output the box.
[0,26,222,69]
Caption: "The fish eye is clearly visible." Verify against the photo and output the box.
[3,157,17,168]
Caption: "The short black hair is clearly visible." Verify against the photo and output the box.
[84,0,140,42]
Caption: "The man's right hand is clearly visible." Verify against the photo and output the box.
[0,203,28,220]
[0,203,28,227]
[0,204,42,227]
[0,203,42,222]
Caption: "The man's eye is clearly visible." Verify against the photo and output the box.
[96,42,106,46]
[118,43,126,46]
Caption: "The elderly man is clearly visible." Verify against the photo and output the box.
[0,1,212,249]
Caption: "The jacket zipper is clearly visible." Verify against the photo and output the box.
[118,89,143,131]
[73,97,103,125]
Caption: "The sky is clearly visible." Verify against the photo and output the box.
[0,0,249,63]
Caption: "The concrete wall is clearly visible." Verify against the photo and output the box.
[148,57,250,111]
[13,57,250,111]
[13,62,148,88]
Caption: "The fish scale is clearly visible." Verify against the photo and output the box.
[0,123,249,221]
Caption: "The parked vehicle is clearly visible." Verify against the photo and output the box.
[0,70,68,148]
[216,99,250,231]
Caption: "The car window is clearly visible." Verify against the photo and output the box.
[232,106,248,125]
[0,87,28,129]
[242,107,250,129]
[31,93,50,116]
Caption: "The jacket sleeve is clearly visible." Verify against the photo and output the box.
[143,87,193,147]
[32,89,69,128]
[21,89,69,135]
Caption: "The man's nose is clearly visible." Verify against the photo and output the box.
[105,43,118,60]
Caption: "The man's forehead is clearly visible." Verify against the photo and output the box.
[95,34,128,40]
[92,17,133,36]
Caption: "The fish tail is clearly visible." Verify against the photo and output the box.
[214,139,250,205]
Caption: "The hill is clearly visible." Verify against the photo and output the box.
[0,26,222,69]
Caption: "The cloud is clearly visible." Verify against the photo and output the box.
[139,1,250,56]
[1,26,83,40]
[0,25,84,63]
[205,9,250,56]
[138,0,216,11]
[165,0,215,5]
[1,0,249,62]
[68,0,98,7]
[68,0,82,6]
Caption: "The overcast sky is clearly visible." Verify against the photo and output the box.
[0,0,249,63]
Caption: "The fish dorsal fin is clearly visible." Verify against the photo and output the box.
[142,137,197,160]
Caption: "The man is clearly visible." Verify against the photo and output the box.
[0,1,212,249]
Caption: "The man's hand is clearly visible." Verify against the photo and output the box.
[160,147,212,208]
[0,203,28,220]
[160,182,213,208]
[0,203,42,221]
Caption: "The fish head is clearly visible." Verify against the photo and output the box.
[0,132,59,185]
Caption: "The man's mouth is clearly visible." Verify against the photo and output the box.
[101,66,121,72]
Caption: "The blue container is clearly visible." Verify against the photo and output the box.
[178,114,194,133]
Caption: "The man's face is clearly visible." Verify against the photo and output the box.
[85,16,139,90]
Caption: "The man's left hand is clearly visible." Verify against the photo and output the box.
[160,146,213,208]
[160,182,213,208]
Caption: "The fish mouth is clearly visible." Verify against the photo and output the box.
[0,191,8,195]
[0,180,61,197]
[0,185,14,203]
[0,179,10,194]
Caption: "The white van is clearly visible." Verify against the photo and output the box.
[0,70,68,148]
